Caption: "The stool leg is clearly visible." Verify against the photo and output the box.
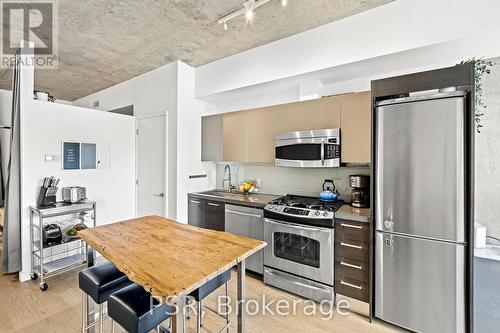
[98,303,104,333]
[197,300,203,333]
[82,291,88,333]
[111,320,115,333]
[225,282,230,333]
[156,325,161,333]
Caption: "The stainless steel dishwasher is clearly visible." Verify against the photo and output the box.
[225,204,264,274]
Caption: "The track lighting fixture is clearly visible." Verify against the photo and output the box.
[218,0,277,30]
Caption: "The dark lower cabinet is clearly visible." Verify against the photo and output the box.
[188,197,205,228]
[205,201,225,231]
[188,195,224,231]
[335,218,370,303]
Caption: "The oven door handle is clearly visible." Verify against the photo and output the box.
[264,218,332,233]
[266,269,326,291]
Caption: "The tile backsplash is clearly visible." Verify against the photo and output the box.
[215,163,370,201]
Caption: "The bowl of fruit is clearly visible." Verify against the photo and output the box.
[239,180,257,194]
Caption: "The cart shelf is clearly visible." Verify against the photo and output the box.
[30,201,96,291]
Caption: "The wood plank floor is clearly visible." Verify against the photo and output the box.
[0,261,403,332]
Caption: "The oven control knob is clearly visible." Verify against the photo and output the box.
[268,205,274,210]
[323,212,329,217]
[314,210,321,216]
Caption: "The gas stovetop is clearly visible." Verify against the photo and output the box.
[264,195,344,228]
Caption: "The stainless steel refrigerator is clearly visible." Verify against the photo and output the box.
[374,90,467,333]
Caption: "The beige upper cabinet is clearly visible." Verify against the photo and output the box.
[272,96,341,134]
[339,91,372,164]
[246,108,275,163]
[222,111,248,162]
[202,92,371,164]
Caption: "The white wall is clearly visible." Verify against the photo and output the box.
[74,63,179,219]
[74,62,216,222]
[18,57,136,282]
[176,62,216,223]
[195,0,500,99]
[475,57,500,241]
[0,89,12,126]
[0,89,12,188]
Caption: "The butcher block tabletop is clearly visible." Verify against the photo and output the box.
[78,215,266,302]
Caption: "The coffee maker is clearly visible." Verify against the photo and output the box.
[349,175,370,208]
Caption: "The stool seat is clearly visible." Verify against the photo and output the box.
[79,262,132,304]
[189,270,231,302]
[108,283,174,333]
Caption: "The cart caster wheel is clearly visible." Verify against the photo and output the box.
[40,283,48,291]
[30,272,38,280]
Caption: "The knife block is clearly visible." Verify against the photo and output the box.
[37,186,57,207]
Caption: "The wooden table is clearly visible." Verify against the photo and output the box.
[79,215,266,333]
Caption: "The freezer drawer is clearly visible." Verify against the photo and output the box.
[225,204,264,274]
[375,96,466,242]
[375,232,465,333]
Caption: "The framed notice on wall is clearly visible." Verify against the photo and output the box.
[63,142,80,170]
[81,143,97,169]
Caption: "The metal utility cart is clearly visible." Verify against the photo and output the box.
[30,201,96,291]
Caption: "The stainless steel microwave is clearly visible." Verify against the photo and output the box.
[275,128,341,167]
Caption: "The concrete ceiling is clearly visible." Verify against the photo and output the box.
[0,0,392,101]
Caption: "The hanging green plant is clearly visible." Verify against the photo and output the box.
[459,58,496,133]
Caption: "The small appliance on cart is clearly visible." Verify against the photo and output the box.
[30,179,95,291]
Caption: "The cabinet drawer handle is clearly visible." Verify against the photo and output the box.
[340,261,362,270]
[340,280,363,290]
[207,203,220,207]
[340,223,362,229]
[226,209,262,219]
[340,242,363,250]
[190,200,202,204]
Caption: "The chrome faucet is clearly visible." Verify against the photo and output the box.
[222,164,235,192]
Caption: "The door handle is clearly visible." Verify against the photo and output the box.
[340,261,363,270]
[226,209,262,219]
[340,223,362,230]
[340,242,363,250]
[340,280,362,290]
[321,138,325,166]
[153,193,165,198]
[207,203,220,207]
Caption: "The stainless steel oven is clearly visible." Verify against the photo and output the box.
[275,128,340,168]
[264,218,334,286]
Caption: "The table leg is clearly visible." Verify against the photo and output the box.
[85,245,96,333]
[237,260,246,333]
[171,296,186,333]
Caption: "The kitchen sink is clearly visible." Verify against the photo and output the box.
[200,190,243,198]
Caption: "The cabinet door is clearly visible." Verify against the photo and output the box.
[340,92,371,164]
[272,96,341,134]
[205,201,225,231]
[222,112,248,162]
[188,197,206,228]
[202,115,222,161]
[246,108,275,163]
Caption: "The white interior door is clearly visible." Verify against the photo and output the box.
[137,115,166,217]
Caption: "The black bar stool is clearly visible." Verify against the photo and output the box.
[189,270,232,333]
[108,283,174,333]
[79,262,133,332]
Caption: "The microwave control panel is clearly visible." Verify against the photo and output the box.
[325,143,340,159]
